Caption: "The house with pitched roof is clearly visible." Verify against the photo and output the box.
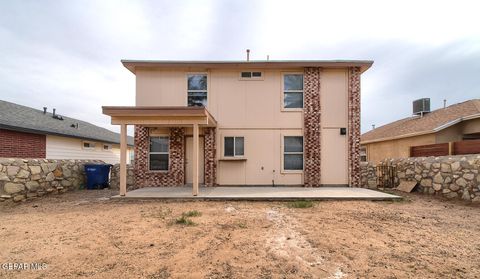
[361,99,480,162]
[102,59,373,196]
[0,100,134,164]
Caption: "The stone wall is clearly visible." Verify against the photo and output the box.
[109,164,135,190]
[0,158,102,202]
[360,161,377,189]
[360,155,480,202]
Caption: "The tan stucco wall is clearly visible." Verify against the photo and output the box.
[136,68,350,185]
[435,118,480,142]
[364,134,435,163]
[461,118,480,135]
[136,68,303,128]
[435,124,463,143]
[46,135,133,165]
[320,69,348,184]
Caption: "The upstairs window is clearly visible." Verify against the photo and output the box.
[240,71,263,79]
[224,137,244,157]
[149,136,169,171]
[283,74,304,109]
[187,74,207,107]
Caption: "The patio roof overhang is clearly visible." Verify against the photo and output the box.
[102,106,217,127]
[102,106,214,197]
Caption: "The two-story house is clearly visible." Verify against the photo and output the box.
[103,60,373,196]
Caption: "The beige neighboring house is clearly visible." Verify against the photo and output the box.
[0,100,134,164]
[103,59,373,196]
[361,99,480,162]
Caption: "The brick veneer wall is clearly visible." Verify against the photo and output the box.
[303,67,322,187]
[348,67,361,187]
[134,126,185,187]
[0,129,46,158]
[204,127,217,186]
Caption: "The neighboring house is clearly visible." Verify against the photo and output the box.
[0,100,134,164]
[361,99,480,162]
[103,59,373,195]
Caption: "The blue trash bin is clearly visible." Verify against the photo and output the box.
[84,164,112,190]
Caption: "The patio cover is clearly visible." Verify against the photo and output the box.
[102,106,217,196]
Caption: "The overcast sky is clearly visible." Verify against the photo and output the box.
[1,0,479,135]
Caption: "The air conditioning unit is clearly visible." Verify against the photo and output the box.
[413,98,430,115]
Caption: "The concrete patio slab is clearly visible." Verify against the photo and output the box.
[112,186,401,201]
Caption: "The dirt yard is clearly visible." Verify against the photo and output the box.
[1,190,479,279]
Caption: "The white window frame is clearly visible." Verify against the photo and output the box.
[281,135,304,173]
[149,136,170,172]
[102,144,112,151]
[186,72,208,107]
[239,71,264,80]
[281,72,304,111]
[82,141,96,150]
[223,136,245,157]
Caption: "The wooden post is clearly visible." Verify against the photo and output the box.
[448,142,453,155]
[192,124,199,196]
[120,124,127,196]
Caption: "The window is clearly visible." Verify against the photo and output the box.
[149,137,169,171]
[129,150,135,162]
[82,141,96,150]
[187,74,207,107]
[224,137,244,157]
[283,136,303,170]
[103,144,112,151]
[240,71,263,79]
[360,147,367,162]
[283,74,304,109]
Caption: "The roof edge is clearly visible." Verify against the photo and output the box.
[361,130,435,145]
[0,124,134,146]
[433,113,480,132]
[361,113,480,144]
[121,59,374,74]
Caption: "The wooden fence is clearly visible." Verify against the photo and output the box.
[410,139,480,157]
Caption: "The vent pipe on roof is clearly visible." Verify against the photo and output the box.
[43,107,47,114]
[443,99,447,108]
[51,108,64,121]
[372,124,375,130]
[246,49,250,61]
[267,55,270,61]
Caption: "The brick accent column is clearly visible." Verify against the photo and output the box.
[203,127,217,186]
[134,126,185,187]
[348,67,361,187]
[303,67,322,187]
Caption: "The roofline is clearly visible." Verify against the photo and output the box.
[121,59,374,74]
[361,113,480,145]
[433,113,480,132]
[361,130,434,145]
[0,124,134,146]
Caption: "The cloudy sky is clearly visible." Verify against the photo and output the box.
[1,0,479,135]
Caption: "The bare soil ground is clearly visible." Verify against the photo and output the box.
[0,190,479,279]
